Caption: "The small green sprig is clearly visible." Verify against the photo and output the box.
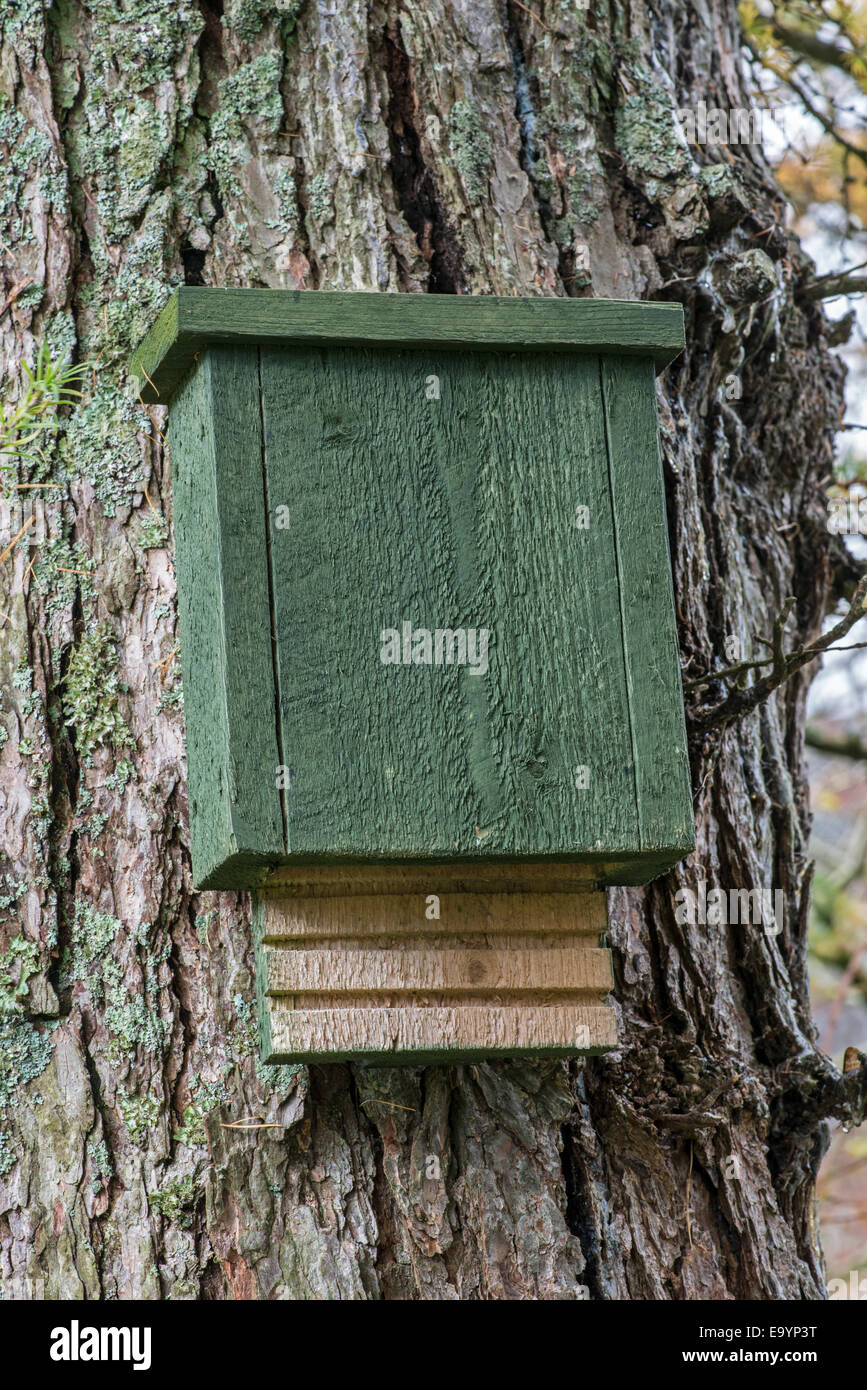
[0,342,89,469]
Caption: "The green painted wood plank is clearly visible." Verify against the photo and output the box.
[259,344,643,866]
[600,356,695,868]
[131,289,685,402]
[170,346,285,889]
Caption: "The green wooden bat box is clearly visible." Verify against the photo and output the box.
[132,289,694,895]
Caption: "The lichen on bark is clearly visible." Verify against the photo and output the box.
[0,0,858,1300]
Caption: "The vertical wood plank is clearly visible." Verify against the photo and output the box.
[600,356,695,861]
[170,347,284,888]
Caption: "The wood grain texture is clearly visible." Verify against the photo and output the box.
[600,357,695,859]
[254,885,616,1063]
[170,347,284,889]
[260,860,662,892]
[265,947,612,995]
[266,1005,617,1064]
[6,0,844,1305]
[131,288,685,402]
[162,312,694,889]
[260,344,650,866]
[259,890,607,939]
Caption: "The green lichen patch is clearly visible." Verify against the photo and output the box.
[175,1075,229,1147]
[33,536,97,628]
[155,676,183,717]
[61,621,131,761]
[0,876,28,915]
[699,164,737,200]
[63,900,167,1063]
[307,173,333,226]
[0,1128,15,1175]
[104,759,134,792]
[0,96,68,248]
[208,54,285,197]
[64,0,199,241]
[148,1173,202,1228]
[0,935,40,1015]
[194,909,215,947]
[26,759,52,843]
[60,386,150,517]
[227,989,301,1088]
[614,72,689,182]
[83,0,201,93]
[2,0,47,55]
[137,508,168,551]
[224,0,301,39]
[104,959,166,1063]
[0,1013,55,1108]
[16,281,45,310]
[87,1135,113,1192]
[118,1088,161,1145]
[96,195,177,361]
[267,165,300,236]
[120,99,170,209]
[61,900,120,986]
[448,100,493,203]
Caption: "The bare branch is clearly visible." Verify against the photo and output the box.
[691,577,867,733]
[801,263,867,300]
[806,725,867,760]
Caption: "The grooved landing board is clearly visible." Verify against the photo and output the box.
[254,887,617,1064]
[267,1005,616,1064]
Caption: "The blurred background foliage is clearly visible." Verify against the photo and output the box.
[741,0,867,1283]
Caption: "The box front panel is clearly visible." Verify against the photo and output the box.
[260,344,641,863]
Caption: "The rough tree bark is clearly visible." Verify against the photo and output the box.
[0,0,862,1300]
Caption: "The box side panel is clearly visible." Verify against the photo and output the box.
[260,344,641,862]
[171,347,284,889]
[600,356,695,869]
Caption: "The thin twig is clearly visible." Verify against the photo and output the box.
[219,1118,285,1130]
[511,0,551,31]
[693,578,867,733]
[360,1098,417,1113]
[159,645,179,680]
[138,363,159,397]
[0,277,35,319]
[0,515,35,566]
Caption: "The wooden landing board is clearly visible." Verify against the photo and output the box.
[254,887,617,1064]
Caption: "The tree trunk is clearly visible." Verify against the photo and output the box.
[0,0,860,1300]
